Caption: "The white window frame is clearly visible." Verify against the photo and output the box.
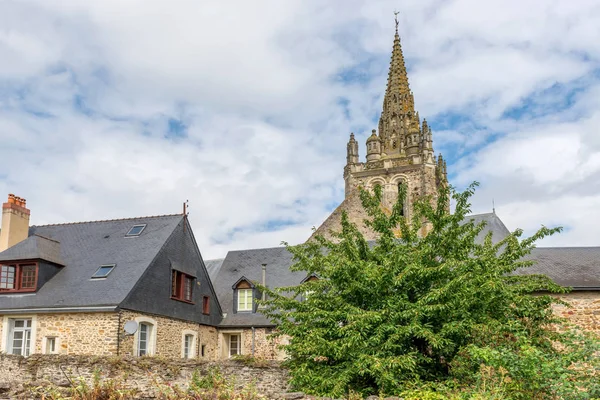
[1,315,37,357]
[181,330,197,359]
[229,333,241,358]
[132,316,157,356]
[42,336,60,354]
[237,288,253,312]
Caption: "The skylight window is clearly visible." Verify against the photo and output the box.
[126,224,146,237]
[92,264,115,279]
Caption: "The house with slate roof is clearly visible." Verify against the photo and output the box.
[0,194,222,359]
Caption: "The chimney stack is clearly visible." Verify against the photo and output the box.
[0,194,31,252]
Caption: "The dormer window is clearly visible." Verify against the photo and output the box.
[238,288,253,311]
[233,278,255,313]
[126,224,146,237]
[0,263,37,293]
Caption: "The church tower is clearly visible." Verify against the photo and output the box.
[311,17,448,240]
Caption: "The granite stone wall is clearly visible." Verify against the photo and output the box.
[0,354,289,399]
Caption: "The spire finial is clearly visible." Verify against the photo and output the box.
[394,10,399,33]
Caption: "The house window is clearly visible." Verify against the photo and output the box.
[183,334,194,359]
[44,337,58,354]
[137,323,152,356]
[125,224,146,236]
[229,334,241,357]
[91,264,115,279]
[201,344,206,357]
[0,263,38,292]
[202,296,210,315]
[133,317,156,357]
[171,270,194,303]
[237,289,253,312]
[8,318,33,356]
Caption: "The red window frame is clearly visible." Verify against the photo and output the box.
[171,270,194,303]
[0,262,38,293]
[202,296,210,315]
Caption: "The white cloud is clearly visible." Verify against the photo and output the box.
[0,0,599,257]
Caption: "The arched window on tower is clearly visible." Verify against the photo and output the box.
[398,182,405,216]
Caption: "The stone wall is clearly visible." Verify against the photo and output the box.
[553,291,600,334]
[0,354,289,399]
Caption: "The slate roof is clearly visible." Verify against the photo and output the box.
[0,214,183,312]
[210,213,600,327]
[464,212,511,244]
[516,247,600,289]
[0,234,65,266]
[212,213,513,327]
[204,258,225,281]
[211,246,305,327]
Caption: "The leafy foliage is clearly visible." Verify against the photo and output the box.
[261,183,600,398]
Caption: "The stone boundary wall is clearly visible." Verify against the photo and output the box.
[0,354,290,399]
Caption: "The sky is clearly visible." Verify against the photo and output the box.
[1,0,599,259]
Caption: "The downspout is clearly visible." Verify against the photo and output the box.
[261,264,267,302]
[251,327,255,356]
[116,310,122,356]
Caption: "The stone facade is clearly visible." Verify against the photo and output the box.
[0,312,119,356]
[0,310,219,360]
[35,312,119,355]
[118,310,219,360]
[218,328,289,361]
[553,291,600,334]
[312,22,447,242]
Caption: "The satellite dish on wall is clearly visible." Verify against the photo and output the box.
[123,321,138,335]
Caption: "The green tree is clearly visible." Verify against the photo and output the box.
[262,183,600,398]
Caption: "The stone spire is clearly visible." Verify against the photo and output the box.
[346,133,359,165]
[378,14,418,157]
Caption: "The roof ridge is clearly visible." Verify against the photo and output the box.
[466,212,496,217]
[32,213,183,227]
[31,233,61,244]
[229,245,288,253]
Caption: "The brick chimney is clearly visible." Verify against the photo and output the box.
[0,194,31,252]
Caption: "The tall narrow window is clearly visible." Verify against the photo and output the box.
[237,289,253,312]
[183,334,193,359]
[203,296,210,315]
[9,319,33,356]
[229,334,240,357]
[138,323,150,356]
[398,182,405,216]
[171,270,194,303]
